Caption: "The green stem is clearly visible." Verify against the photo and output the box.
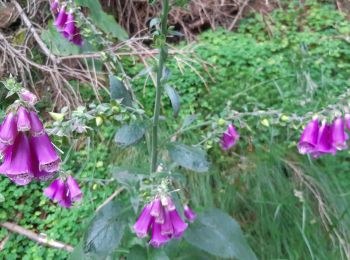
[151,0,170,173]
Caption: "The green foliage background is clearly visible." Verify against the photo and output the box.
[1,1,350,259]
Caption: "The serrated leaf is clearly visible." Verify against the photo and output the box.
[75,0,128,40]
[109,74,133,107]
[84,201,128,257]
[114,122,145,147]
[184,208,257,260]
[167,143,209,173]
[165,85,180,117]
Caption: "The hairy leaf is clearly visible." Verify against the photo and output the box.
[109,74,133,107]
[184,208,257,260]
[114,122,145,147]
[165,85,180,117]
[167,143,209,172]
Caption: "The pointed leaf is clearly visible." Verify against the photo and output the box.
[109,74,133,107]
[167,143,209,173]
[83,201,128,257]
[165,85,180,117]
[184,208,257,260]
[114,122,145,147]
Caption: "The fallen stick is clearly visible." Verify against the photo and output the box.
[95,187,125,212]
[0,222,74,252]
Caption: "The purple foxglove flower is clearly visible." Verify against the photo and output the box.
[34,170,56,182]
[30,133,61,173]
[51,0,59,11]
[155,207,165,224]
[150,198,162,217]
[161,209,174,236]
[332,117,348,150]
[166,196,176,211]
[62,12,76,39]
[220,124,239,150]
[149,222,170,248]
[44,178,66,202]
[133,203,153,238]
[71,32,84,46]
[66,175,83,202]
[59,188,72,208]
[297,119,319,154]
[17,107,31,132]
[312,122,336,158]
[54,6,68,29]
[0,133,34,185]
[29,111,45,137]
[0,112,17,145]
[169,210,188,238]
[345,114,350,132]
[19,89,38,105]
[184,205,197,222]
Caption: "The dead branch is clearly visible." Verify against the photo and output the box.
[95,187,125,212]
[0,222,74,252]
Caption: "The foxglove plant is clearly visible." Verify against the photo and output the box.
[220,124,240,150]
[0,90,61,185]
[331,117,348,150]
[52,2,83,46]
[133,195,191,247]
[44,175,83,208]
[297,119,319,155]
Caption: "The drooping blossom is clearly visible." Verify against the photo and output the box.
[332,117,348,150]
[311,121,336,158]
[183,205,197,222]
[220,124,240,150]
[297,119,319,154]
[133,196,190,248]
[52,4,83,46]
[0,91,61,185]
[44,175,83,208]
[19,89,38,106]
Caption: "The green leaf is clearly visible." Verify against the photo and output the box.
[109,74,133,107]
[167,143,209,173]
[165,85,180,117]
[41,23,81,56]
[127,246,147,260]
[184,208,257,260]
[114,122,145,147]
[75,0,128,40]
[83,201,128,257]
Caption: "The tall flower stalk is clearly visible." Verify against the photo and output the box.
[151,0,170,173]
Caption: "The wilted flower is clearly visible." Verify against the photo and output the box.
[332,117,348,150]
[44,175,83,208]
[297,119,319,154]
[220,124,239,150]
[133,196,190,247]
[184,205,197,222]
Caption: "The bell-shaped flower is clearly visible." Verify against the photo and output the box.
[54,6,68,29]
[17,107,31,132]
[19,89,38,106]
[62,12,76,39]
[51,0,59,11]
[133,203,153,238]
[160,209,174,236]
[169,209,188,238]
[0,142,8,158]
[220,124,240,150]
[332,117,348,150]
[297,119,319,154]
[0,112,17,145]
[44,176,83,208]
[312,122,336,158]
[0,133,34,185]
[30,133,61,173]
[149,222,170,248]
[29,111,45,137]
[71,31,84,46]
[184,205,197,222]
